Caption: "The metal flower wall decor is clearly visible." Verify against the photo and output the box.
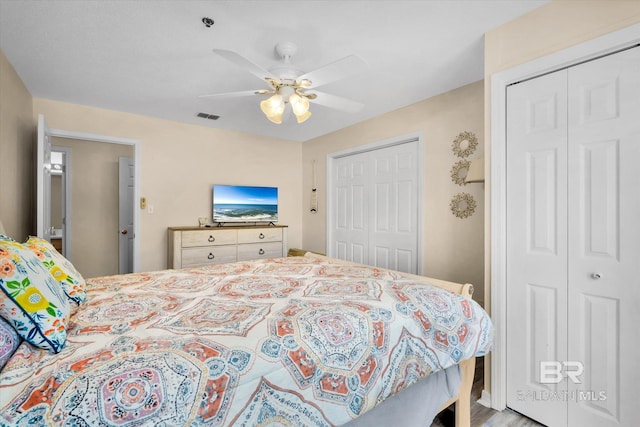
[452,131,478,158]
[450,192,477,219]
[448,131,478,218]
[450,160,470,186]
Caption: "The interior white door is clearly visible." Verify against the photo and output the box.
[36,114,52,241]
[369,142,419,273]
[566,46,640,427]
[332,152,369,265]
[506,46,640,427]
[506,69,569,427]
[330,140,419,274]
[118,157,134,274]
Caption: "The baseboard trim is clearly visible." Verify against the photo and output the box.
[477,390,492,408]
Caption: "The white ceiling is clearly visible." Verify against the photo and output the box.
[0,0,547,142]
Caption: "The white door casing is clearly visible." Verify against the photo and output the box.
[36,114,52,241]
[504,45,640,427]
[118,157,135,274]
[327,135,422,275]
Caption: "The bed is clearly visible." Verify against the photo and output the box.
[0,238,492,427]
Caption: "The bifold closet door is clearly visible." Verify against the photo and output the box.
[506,68,569,427]
[506,45,640,427]
[566,45,640,427]
[331,141,419,273]
[333,151,370,265]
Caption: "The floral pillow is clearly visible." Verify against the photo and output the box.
[25,236,87,305]
[0,236,70,353]
[0,316,21,371]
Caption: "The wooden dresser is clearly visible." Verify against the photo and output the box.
[167,225,288,269]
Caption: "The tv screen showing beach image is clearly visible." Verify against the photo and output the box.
[213,185,278,223]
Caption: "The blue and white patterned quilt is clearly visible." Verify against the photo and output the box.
[0,255,493,426]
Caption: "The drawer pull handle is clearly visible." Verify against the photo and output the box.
[208,236,215,242]
[259,249,265,255]
[208,253,215,260]
[259,233,265,239]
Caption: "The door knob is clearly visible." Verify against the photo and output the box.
[591,273,601,280]
[121,229,128,235]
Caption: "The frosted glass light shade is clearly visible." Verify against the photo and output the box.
[289,93,309,115]
[265,111,283,124]
[260,94,285,117]
[295,110,311,123]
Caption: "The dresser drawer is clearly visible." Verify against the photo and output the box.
[181,246,237,267]
[237,242,282,261]
[169,226,287,269]
[237,228,282,244]
[181,229,237,247]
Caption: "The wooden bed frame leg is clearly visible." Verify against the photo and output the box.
[455,356,476,427]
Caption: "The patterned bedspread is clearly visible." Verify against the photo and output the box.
[0,255,493,426]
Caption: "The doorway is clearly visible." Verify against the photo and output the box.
[37,115,141,275]
[51,137,134,277]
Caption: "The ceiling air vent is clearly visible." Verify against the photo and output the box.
[196,112,220,120]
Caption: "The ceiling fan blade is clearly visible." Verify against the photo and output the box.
[199,89,271,99]
[212,49,277,82]
[298,55,368,88]
[308,90,364,114]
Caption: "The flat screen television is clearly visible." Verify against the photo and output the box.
[213,184,278,223]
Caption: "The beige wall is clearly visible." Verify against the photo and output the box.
[0,49,34,240]
[52,137,134,278]
[483,0,640,396]
[302,81,485,304]
[33,98,303,273]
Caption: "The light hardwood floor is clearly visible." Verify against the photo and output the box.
[431,357,545,427]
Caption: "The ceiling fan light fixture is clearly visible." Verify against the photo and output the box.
[295,110,311,124]
[206,41,368,127]
[265,112,283,124]
[289,93,310,115]
[260,94,285,117]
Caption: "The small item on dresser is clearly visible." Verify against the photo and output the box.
[198,217,208,227]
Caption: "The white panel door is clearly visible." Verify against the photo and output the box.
[507,46,640,427]
[330,140,419,274]
[506,70,569,427]
[369,142,419,273]
[36,114,53,241]
[566,46,640,427]
[332,153,369,265]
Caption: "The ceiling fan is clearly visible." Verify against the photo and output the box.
[200,42,367,124]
